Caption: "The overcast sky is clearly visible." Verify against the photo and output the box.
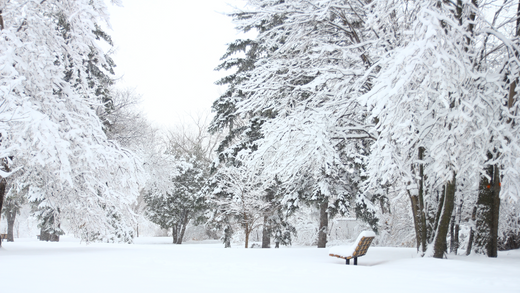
[107,0,247,128]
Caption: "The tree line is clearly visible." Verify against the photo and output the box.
[0,0,519,260]
[206,0,520,258]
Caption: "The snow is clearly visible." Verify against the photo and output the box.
[1,237,519,293]
[328,230,376,257]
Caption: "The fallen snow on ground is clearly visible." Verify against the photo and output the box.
[1,236,519,293]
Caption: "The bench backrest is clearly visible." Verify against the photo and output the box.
[352,236,375,257]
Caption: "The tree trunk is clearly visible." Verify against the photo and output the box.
[40,227,49,241]
[224,224,232,248]
[453,223,460,255]
[490,165,501,257]
[6,210,16,242]
[40,225,61,242]
[466,206,477,255]
[431,186,446,243]
[0,178,5,248]
[176,213,189,245]
[409,193,422,251]
[261,215,271,248]
[451,200,463,255]
[474,160,500,257]
[417,147,428,253]
[245,224,250,248]
[433,174,456,259]
[409,191,428,253]
[49,226,60,242]
[172,226,177,244]
[466,228,474,255]
[449,214,456,253]
[0,9,4,31]
[317,200,328,248]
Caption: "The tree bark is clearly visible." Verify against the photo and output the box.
[466,206,477,255]
[474,160,500,257]
[490,165,501,256]
[0,178,5,248]
[261,215,271,248]
[409,193,422,251]
[417,147,428,253]
[172,226,177,244]
[453,222,460,255]
[6,209,16,242]
[176,213,189,245]
[224,224,232,248]
[433,174,456,259]
[317,200,328,248]
[451,200,463,255]
[0,9,4,31]
[244,224,250,248]
[449,214,456,253]
[431,186,445,243]
[508,0,520,122]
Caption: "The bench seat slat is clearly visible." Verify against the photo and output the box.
[328,231,375,265]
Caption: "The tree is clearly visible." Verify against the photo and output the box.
[260,177,295,248]
[213,0,520,256]
[205,164,267,248]
[35,207,64,242]
[98,88,162,237]
[144,156,208,244]
[360,0,520,258]
[0,0,144,243]
[144,114,217,244]
[2,185,25,242]
[216,0,379,248]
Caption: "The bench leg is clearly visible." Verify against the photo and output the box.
[346,258,350,265]
[354,257,358,265]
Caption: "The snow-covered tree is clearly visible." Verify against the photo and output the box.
[145,156,208,244]
[214,0,380,248]
[1,184,25,242]
[360,0,520,257]
[214,0,520,256]
[144,115,217,244]
[0,0,144,243]
[205,163,268,248]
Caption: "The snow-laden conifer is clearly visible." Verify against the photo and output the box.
[0,0,143,243]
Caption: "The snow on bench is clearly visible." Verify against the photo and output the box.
[329,231,376,265]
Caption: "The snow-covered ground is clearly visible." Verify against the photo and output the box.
[1,237,519,293]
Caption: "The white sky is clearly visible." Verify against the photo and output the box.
[106,0,247,128]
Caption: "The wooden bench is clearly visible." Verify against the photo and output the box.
[0,234,8,242]
[329,231,376,265]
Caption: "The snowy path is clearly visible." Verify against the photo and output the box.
[1,237,519,293]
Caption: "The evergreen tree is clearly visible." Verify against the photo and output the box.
[35,207,64,242]
[144,156,208,244]
[214,0,380,248]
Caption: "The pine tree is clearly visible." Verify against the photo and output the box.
[220,0,380,248]
[145,156,208,244]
